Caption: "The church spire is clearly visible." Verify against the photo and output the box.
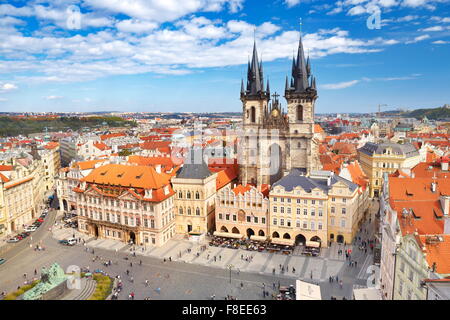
[243,40,268,100]
[306,55,311,78]
[292,35,309,93]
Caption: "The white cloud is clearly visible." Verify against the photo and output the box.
[285,0,301,8]
[397,15,420,22]
[322,80,360,89]
[406,34,430,43]
[0,16,26,27]
[0,83,18,91]
[347,5,367,15]
[84,0,244,22]
[0,4,33,17]
[0,3,402,84]
[116,19,158,33]
[402,0,428,7]
[420,25,444,31]
[430,16,450,23]
[432,40,449,44]
[44,95,63,100]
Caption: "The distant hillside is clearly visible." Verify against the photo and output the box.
[0,116,137,137]
[405,106,450,120]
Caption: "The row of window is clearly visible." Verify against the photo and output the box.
[80,208,175,228]
[272,206,347,215]
[79,195,172,211]
[178,207,202,216]
[272,197,347,204]
[178,191,201,200]
[218,213,266,225]
[272,218,323,230]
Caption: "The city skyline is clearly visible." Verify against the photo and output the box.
[0,0,449,113]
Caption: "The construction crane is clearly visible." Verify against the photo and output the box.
[376,104,387,118]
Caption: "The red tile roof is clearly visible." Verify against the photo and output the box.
[100,132,126,141]
[419,235,450,274]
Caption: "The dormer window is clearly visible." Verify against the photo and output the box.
[144,189,152,199]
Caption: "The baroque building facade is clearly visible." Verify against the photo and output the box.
[239,36,320,186]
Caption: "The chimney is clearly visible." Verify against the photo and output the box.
[431,182,437,193]
[442,161,449,172]
[155,164,162,174]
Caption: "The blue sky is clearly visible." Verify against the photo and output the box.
[0,0,449,114]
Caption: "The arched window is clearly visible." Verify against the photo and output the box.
[297,105,303,121]
[196,207,200,216]
[187,208,191,215]
[187,191,191,199]
[178,191,182,198]
[179,207,183,215]
[251,106,256,123]
[195,191,200,200]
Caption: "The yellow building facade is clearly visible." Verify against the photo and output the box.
[358,142,421,197]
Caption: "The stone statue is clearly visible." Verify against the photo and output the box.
[23,263,68,300]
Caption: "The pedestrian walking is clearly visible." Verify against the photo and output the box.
[211,294,215,300]
[240,282,243,289]
[139,260,142,266]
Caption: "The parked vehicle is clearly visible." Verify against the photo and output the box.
[59,238,76,246]
[6,238,19,243]
[0,258,6,265]
[25,226,37,232]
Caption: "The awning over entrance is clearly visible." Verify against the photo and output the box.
[213,231,244,239]
[305,241,321,248]
[270,238,295,246]
[250,235,267,242]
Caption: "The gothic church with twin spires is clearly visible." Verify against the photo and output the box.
[239,35,320,186]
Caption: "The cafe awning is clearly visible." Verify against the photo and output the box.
[270,238,295,246]
[213,231,244,239]
[250,235,267,242]
[305,241,321,248]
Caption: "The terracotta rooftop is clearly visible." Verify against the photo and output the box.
[419,235,450,275]
[81,163,172,190]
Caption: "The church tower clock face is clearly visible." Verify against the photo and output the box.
[271,108,279,118]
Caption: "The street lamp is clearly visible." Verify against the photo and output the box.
[227,264,234,284]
